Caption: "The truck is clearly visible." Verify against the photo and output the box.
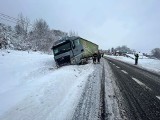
[51,36,98,67]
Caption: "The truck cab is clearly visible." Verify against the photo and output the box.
[51,37,84,67]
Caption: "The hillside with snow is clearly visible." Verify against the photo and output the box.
[0,23,67,53]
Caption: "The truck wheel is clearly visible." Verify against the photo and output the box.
[56,63,59,68]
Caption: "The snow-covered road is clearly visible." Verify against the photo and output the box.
[106,57,160,119]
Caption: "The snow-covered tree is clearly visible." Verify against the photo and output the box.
[115,45,133,54]
[1,15,68,53]
[14,13,30,37]
[151,48,160,59]
[111,47,115,53]
[33,19,49,39]
[0,23,13,49]
[68,30,78,37]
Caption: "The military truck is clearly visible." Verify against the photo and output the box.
[51,36,98,67]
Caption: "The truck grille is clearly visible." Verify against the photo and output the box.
[56,55,71,66]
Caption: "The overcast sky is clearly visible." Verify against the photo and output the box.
[1,0,160,53]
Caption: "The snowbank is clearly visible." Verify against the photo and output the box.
[0,50,55,116]
[0,50,94,120]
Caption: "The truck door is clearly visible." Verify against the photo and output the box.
[72,39,83,63]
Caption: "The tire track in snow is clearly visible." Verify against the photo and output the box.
[72,64,102,120]
[99,65,106,119]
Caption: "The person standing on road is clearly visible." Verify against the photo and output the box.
[97,50,101,63]
[92,51,97,64]
[102,52,104,57]
[134,53,139,65]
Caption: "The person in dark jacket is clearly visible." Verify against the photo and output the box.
[134,53,139,65]
[97,50,101,63]
[101,52,104,57]
[92,52,97,64]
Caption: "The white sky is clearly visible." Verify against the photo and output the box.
[1,0,160,53]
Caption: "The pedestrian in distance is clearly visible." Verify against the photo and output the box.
[134,53,139,65]
[101,52,104,57]
[97,50,101,63]
[92,51,98,64]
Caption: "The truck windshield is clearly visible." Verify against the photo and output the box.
[53,42,71,56]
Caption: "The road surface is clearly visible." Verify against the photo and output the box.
[106,57,160,120]
[72,59,122,120]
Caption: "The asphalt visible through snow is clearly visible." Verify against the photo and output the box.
[105,57,160,120]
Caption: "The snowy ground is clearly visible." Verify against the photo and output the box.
[1,50,159,120]
[0,50,125,120]
[105,54,160,74]
[0,50,95,120]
